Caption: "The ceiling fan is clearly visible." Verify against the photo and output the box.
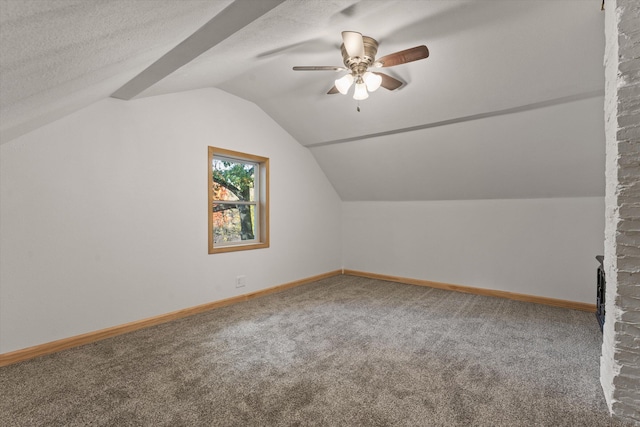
[293,31,429,101]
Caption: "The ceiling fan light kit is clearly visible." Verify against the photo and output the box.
[293,31,429,105]
[363,72,382,92]
[353,81,369,100]
[335,73,354,94]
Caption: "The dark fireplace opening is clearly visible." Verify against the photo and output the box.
[596,255,605,332]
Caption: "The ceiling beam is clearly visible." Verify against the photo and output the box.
[306,89,605,148]
[110,0,285,100]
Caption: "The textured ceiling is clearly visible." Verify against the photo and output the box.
[0,0,605,200]
[0,0,234,142]
[1,0,604,144]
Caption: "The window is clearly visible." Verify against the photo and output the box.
[208,147,269,253]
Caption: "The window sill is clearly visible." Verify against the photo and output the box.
[209,241,269,254]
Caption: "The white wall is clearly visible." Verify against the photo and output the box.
[343,197,604,303]
[0,88,342,354]
[310,96,605,202]
[0,86,606,355]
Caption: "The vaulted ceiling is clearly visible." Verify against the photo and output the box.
[0,0,605,200]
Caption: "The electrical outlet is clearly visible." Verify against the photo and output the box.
[236,275,246,288]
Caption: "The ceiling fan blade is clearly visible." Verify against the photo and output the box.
[342,31,365,58]
[374,45,429,68]
[327,86,340,94]
[375,72,403,90]
[293,66,346,71]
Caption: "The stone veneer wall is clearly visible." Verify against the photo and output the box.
[601,0,640,424]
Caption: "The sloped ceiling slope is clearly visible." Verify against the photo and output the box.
[1,0,605,200]
[0,0,234,142]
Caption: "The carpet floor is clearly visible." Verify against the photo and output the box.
[0,275,631,426]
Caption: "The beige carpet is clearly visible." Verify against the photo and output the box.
[0,275,631,426]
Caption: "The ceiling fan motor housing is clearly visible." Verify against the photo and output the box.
[292,32,428,95]
[341,36,378,76]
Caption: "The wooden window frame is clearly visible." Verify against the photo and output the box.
[208,147,269,254]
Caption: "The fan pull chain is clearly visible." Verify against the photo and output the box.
[357,100,361,112]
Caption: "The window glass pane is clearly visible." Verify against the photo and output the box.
[212,204,256,243]
[212,158,255,202]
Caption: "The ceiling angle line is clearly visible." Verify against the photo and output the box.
[110,0,286,100]
[305,89,605,149]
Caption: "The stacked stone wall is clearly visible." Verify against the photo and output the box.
[601,0,640,424]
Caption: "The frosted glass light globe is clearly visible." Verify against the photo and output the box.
[353,82,369,100]
[335,74,354,95]
[363,72,382,92]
